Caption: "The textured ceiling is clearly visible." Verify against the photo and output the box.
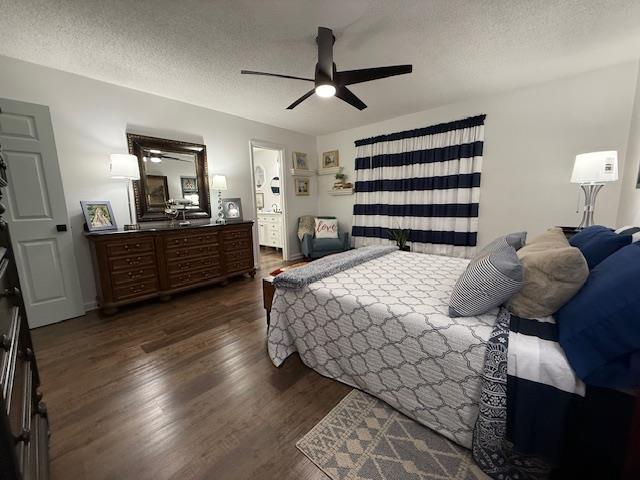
[2,0,640,135]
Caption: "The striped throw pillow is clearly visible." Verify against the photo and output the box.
[449,244,523,317]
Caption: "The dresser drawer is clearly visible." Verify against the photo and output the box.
[223,238,251,253]
[222,227,251,241]
[1,307,20,401]
[6,349,29,441]
[167,244,220,261]
[165,231,219,250]
[113,279,159,301]
[0,256,16,338]
[226,256,254,274]
[111,266,157,286]
[106,238,154,258]
[168,257,221,274]
[168,266,222,289]
[109,253,156,271]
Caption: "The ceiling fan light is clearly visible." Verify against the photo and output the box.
[315,84,336,98]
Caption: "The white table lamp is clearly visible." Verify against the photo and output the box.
[211,175,228,224]
[110,153,140,229]
[570,151,618,228]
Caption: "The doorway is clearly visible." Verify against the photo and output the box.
[249,141,288,273]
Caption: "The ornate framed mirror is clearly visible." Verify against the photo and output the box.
[127,133,211,222]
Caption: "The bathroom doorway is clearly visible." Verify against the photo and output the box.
[249,141,288,272]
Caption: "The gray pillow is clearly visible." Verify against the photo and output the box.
[449,244,523,317]
[478,231,527,257]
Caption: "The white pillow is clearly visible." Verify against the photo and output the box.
[315,218,339,239]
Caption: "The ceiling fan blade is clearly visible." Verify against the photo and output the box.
[241,70,314,82]
[286,89,315,109]
[335,65,412,86]
[335,86,367,110]
[316,27,334,80]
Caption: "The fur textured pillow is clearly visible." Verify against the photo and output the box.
[509,227,588,318]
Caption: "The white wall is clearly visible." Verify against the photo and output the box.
[316,61,639,249]
[0,55,318,310]
[617,62,640,227]
[253,149,281,211]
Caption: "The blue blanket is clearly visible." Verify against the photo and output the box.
[472,308,585,479]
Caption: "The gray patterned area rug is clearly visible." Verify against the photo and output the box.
[297,390,490,480]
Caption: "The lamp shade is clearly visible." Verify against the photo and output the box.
[570,151,618,184]
[110,154,140,180]
[210,175,228,190]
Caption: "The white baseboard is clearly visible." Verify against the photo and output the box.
[84,300,98,312]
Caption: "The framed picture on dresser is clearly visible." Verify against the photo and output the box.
[81,200,117,232]
[222,198,243,222]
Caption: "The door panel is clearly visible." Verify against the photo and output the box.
[0,112,38,139]
[19,239,67,303]
[4,151,52,219]
[0,97,84,326]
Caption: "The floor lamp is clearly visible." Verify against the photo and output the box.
[110,153,140,230]
[571,151,618,229]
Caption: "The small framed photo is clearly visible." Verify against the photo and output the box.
[295,178,310,196]
[256,192,264,210]
[180,176,198,194]
[292,151,309,170]
[81,200,117,232]
[222,198,243,223]
[322,150,339,169]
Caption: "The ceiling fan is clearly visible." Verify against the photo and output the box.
[241,27,412,110]
[143,149,192,163]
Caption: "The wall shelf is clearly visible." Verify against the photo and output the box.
[318,167,341,176]
[289,168,316,177]
[328,188,354,196]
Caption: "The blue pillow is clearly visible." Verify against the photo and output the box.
[557,243,640,389]
[569,225,631,269]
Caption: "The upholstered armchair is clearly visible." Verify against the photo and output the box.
[298,215,350,259]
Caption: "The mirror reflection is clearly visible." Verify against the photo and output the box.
[141,149,199,208]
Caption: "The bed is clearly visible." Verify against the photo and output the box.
[267,250,497,448]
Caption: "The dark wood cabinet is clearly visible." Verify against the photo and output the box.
[86,222,255,313]
[0,154,50,480]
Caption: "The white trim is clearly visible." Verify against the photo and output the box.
[84,300,98,311]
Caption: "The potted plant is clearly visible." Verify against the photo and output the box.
[388,228,411,251]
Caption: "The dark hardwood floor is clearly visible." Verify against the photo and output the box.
[31,248,348,480]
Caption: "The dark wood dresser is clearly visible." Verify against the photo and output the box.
[86,221,255,314]
[0,156,50,479]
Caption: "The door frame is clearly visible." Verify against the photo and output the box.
[248,140,290,265]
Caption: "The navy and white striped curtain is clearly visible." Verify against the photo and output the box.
[352,115,486,257]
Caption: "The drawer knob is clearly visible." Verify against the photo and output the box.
[0,334,10,351]
[15,428,30,443]
[0,286,19,298]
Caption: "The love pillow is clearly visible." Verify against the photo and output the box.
[315,218,339,238]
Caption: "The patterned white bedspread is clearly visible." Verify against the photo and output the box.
[268,251,497,448]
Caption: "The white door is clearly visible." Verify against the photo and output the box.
[0,98,84,327]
